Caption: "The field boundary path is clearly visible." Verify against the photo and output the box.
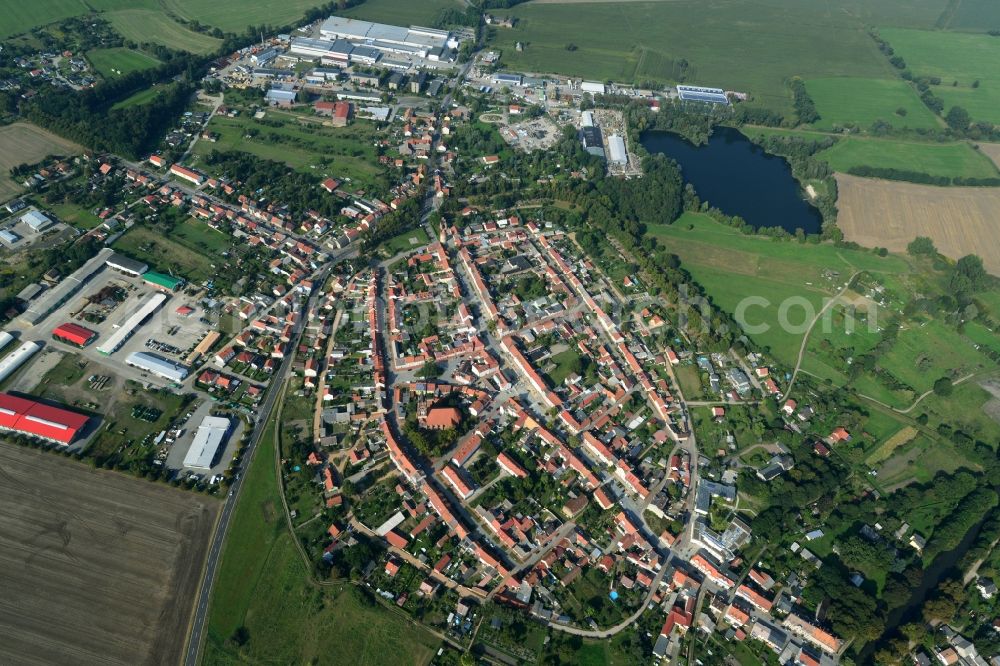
[785,271,860,400]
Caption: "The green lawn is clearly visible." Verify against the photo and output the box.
[106,9,221,54]
[805,77,940,130]
[163,0,330,33]
[190,112,383,186]
[205,413,440,665]
[881,28,1000,124]
[173,218,234,256]
[111,86,164,110]
[0,0,157,39]
[817,136,999,179]
[46,200,103,229]
[379,226,430,255]
[87,47,160,79]
[648,212,908,364]
[489,0,904,113]
[740,126,999,180]
[112,225,217,283]
[341,0,464,27]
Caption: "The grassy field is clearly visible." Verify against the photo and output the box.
[941,0,1000,31]
[836,173,1000,275]
[0,122,81,200]
[106,9,221,54]
[0,0,157,39]
[112,225,217,283]
[163,0,326,33]
[341,0,464,26]
[190,111,383,186]
[805,77,941,130]
[818,137,998,179]
[205,416,439,665]
[379,225,430,255]
[741,126,998,180]
[0,445,217,666]
[647,212,906,365]
[111,86,165,109]
[87,47,160,78]
[489,0,902,113]
[880,28,1000,124]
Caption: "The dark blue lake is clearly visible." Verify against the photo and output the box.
[641,127,823,235]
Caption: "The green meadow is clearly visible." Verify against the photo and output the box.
[87,47,161,79]
[881,28,1000,124]
[805,77,940,130]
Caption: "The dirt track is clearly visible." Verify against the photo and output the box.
[836,173,1000,275]
[0,445,219,666]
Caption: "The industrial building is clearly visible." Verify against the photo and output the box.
[52,322,98,347]
[144,272,184,292]
[492,72,523,86]
[0,331,14,354]
[0,392,89,445]
[319,17,456,60]
[0,341,40,384]
[581,126,605,158]
[265,88,297,107]
[21,210,54,233]
[19,247,114,326]
[125,351,189,383]
[183,415,231,470]
[607,134,628,165]
[106,253,149,277]
[676,85,729,105]
[97,292,168,356]
[580,81,606,95]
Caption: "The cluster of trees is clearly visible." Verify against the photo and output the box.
[790,77,819,124]
[846,165,1000,187]
[26,80,194,158]
[924,487,999,561]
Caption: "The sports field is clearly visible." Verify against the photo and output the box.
[880,28,1000,124]
[0,444,218,666]
[112,225,218,283]
[0,122,81,200]
[805,77,940,130]
[106,9,221,54]
[836,173,1000,275]
[87,47,161,78]
[490,0,908,112]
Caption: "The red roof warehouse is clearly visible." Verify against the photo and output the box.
[0,393,89,444]
[52,322,98,347]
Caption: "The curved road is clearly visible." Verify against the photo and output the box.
[784,271,860,401]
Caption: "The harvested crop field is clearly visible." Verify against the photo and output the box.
[836,173,1000,275]
[0,445,219,666]
[979,143,1000,171]
[0,123,81,200]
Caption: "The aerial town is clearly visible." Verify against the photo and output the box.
[2,2,1000,666]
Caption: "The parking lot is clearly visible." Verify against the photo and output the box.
[10,266,215,389]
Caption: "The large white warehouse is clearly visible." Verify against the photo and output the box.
[125,351,189,383]
[97,292,168,356]
[0,341,41,384]
[319,16,456,59]
[183,415,231,470]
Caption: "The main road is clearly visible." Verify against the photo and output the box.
[182,260,340,666]
[183,42,478,666]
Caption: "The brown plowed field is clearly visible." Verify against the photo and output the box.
[0,445,219,666]
[836,173,1000,275]
[0,123,81,200]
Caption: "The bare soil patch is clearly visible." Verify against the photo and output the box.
[978,143,1000,171]
[0,445,219,666]
[836,173,1000,275]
